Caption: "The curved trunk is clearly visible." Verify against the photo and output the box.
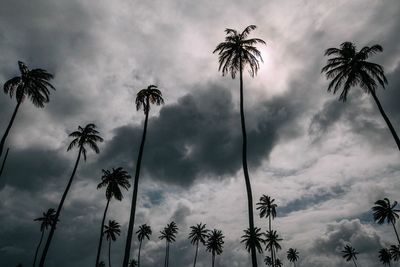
[0,147,10,178]
[138,240,142,267]
[38,147,82,267]
[33,230,45,267]
[370,90,400,151]
[193,241,199,267]
[95,198,111,267]
[239,59,258,267]
[392,221,400,245]
[122,99,150,267]
[108,240,112,267]
[0,101,21,158]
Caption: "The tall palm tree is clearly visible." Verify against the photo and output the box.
[241,227,264,254]
[128,259,138,267]
[0,147,10,178]
[321,42,400,151]
[136,224,152,267]
[390,245,400,262]
[206,229,224,267]
[379,248,392,266]
[372,198,400,244]
[342,245,359,267]
[287,248,299,267]
[32,208,56,267]
[95,167,131,267]
[39,123,103,267]
[123,85,164,267]
[257,195,277,263]
[0,61,55,158]
[264,230,282,267]
[159,221,178,267]
[104,220,121,267]
[188,223,209,267]
[213,25,266,267]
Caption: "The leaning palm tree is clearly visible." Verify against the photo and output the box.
[372,198,400,244]
[159,221,178,267]
[0,61,55,158]
[38,123,103,267]
[188,223,209,267]
[95,167,131,267]
[321,42,400,151]
[32,208,56,267]
[0,147,10,178]
[136,224,152,267]
[390,245,400,262]
[206,229,225,267]
[379,248,392,266]
[241,227,265,254]
[128,259,138,267]
[104,220,121,267]
[265,230,283,267]
[257,195,277,263]
[287,248,299,267]
[342,244,359,267]
[213,25,266,267]
[122,85,164,267]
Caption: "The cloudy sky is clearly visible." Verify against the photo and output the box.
[1,0,400,266]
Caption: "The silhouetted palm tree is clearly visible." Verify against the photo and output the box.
[287,248,299,267]
[123,85,164,267]
[372,198,400,244]
[264,256,273,266]
[95,167,131,267]
[104,220,121,267]
[128,259,138,267]
[379,248,392,266]
[159,221,178,267]
[257,195,277,263]
[39,123,103,267]
[241,227,264,254]
[206,229,224,267]
[0,147,10,178]
[213,25,266,267]
[0,61,55,158]
[390,245,400,261]
[342,245,359,267]
[275,259,283,267]
[33,208,56,267]
[136,224,152,267]
[188,223,209,267]
[265,230,282,267]
[321,42,400,151]
[97,261,106,267]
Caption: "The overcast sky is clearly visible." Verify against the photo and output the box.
[1,0,400,266]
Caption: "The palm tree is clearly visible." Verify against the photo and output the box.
[379,248,392,266]
[95,167,131,267]
[372,198,400,244]
[122,85,164,267]
[159,221,178,267]
[188,223,209,267]
[39,123,103,267]
[104,220,121,267]
[0,61,55,158]
[257,195,277,263]
[0,147,10,178]
[342,244,359,267]
[136,224,152,267]
[287,248,299,267]
[97,261,106,267]
[321,42,400,151]
[32,208,56,267]
[128,259,138,267]
[264,256,273,266]
[264,230,282,267]
[390,245,400,261]
[275,259,283,267]
[241,227,264,254]
[213,25,266,267]
[206,229,224,267]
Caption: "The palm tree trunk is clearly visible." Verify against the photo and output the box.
[212,253,215,267]
[0,101,21,158]
[164,241,168,267]
[269,216,273,267]
[108,240,112,267]
[370,90,400,151]
[38,147,83,267]
[33,230,45,267]
[122,99,150,267]
[392,221,400,245]
[352,258,358,267]
[95,198,111,267]
[138,240,142,267]
[167,242,170,267]
[0,147,10,178]
[193,241,199,267]
[239,59,258,267]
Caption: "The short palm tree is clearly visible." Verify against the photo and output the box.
[188,223,209,267]
[372,198,400,244]
[32,208,56,267]
[159,221,178,267]
[213,25,266,267]
[104,220,121,267]
[321,42,400,151]
[39,123,103,267]
[264,256,273,266]
[257,195,277,263]
[136,224,152,267]
[379,248,392,266]
[241,227,265,254]
[342,245,359,267]
[0,61,55,158]
[128,259,138,267]
[390,245,400,261]
[265,230,282,267]
[206,229,225,267]
[123,85,164,267]
[287,248,299,267]
[95,167,131,267]
[275,259,283,267]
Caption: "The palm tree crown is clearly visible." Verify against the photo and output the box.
[379,248,392,266]
[189,223,209,245]
[206,229,225,256]
[264,230,283,253]
[97,167,131,201]
[159,221,179,243]
[241,227,265,254]
[342,245,359,262]
[390,245,400,261]
[136,224,152,242]
[372,198,400,224]
[135,85,164,114]
[128,259,138,267]
[34,208,57,232]
[257,195,277,221]
[104,220,121,242]
[67,123,104,160]
[287,248,299,264]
